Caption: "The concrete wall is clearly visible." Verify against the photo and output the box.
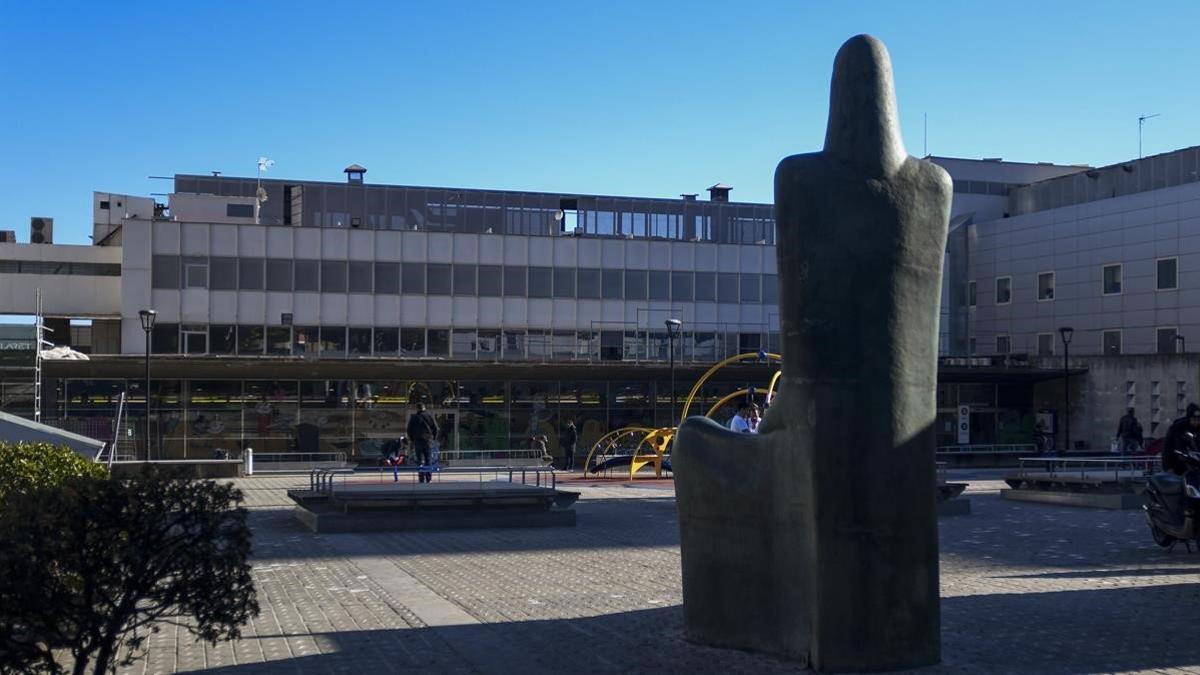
[1032,354,1199,451]
[0,243,122,317]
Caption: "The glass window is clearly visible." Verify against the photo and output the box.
[504,266,527,297]
[1038,272,1054,300]
[502,331,525,359]
[348,327,372,354]
[152,255,180,289]
[238,258,264,291]
[670,272,693,302]
[151,323,179,354]
[402,263,426,294]
[762,274,778,304]
[577,269,601,299]
[740,273,760,303]
[995,334,1010,354]
[319,326,346,355]
[293,326,317,355]
[967,280,976,307]
[624,269,647,301]
[266,326,290,355]
[237,325,263,354]
[1103,329,1122,354]
[553,268,576,298]
[400,328,425,356]
[694,272,716,302]
[717,273,739,303]
[427,263,451,295]
[602,269,623,299]
[452,329,477,359]
[183,328,207,355]
[209,325,236,354]
[266,259,292,291]
[427,329,449,357]
[374,263,399,293]
[477,329,501,358]
[373,327,399,355]
[648,271,670,301]
[1158,327,1179,354]
[294,260,319,292]
[995,276,1011,304]
[1037,333,1054,356]
[321,261,347,292]
[552,330,576,360]
[528,267,552,298]
[348,262,373,293]
[1103,264,1122,295]
[1158,258,1178,290]
[454,264,477,295]
[209,257,237,290]
[477,265,502,297]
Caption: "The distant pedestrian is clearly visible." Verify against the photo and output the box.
[560,420,578,471]
[748,405,762,433]
[729,405,751,433]
[1115,408,1143,454]
[407,403,439,484]
[532,434,552,464]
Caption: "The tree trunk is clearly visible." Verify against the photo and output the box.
[71,648,91,675]
[90,636,115,675]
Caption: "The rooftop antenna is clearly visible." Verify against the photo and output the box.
[255,157,274,224]
[1138,113,1160,159]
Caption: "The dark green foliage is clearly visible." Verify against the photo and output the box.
[0,469,259,674]
[0,442,107,503]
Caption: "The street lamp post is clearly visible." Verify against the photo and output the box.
[1176,334,1186,354]
[1058,326,1074,454]
[665,319,682,427]
[139,309,157,461]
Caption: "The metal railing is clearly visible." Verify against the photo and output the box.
[437,448,545,466]
[311,465,558,493]
[937,444,1036,455]
[1014,455,1160,483]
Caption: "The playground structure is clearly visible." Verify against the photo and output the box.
[584,352,782,480]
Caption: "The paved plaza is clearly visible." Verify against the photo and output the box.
[118,471,1200,674]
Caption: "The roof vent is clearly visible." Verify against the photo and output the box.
[707,183,732,202]
[680,193,698,202]
[344,164,367,184]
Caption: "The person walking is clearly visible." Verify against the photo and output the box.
[560,420,578,471]
[407,403,439,484]
[1114,408,1143,455]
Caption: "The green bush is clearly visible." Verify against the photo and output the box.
[0,442,108,503]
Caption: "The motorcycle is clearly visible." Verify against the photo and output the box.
[1143,435,1200,550]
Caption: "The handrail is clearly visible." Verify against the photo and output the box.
[1014,454,1160,484]
[937,444,1035,454]
[313,464,559,492]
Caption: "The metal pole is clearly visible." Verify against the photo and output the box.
[1063,340,1070,455]
[144,328,153,461]
[670,332,677,427]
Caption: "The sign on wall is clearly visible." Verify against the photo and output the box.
[957,405,971,445]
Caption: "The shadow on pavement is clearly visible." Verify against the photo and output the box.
[190,582,1200,674]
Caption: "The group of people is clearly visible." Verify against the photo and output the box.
[381,403,440,483]
[530,420,579,471]
[1112,405,1200,475]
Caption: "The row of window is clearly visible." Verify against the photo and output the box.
[969,258,1179,306]
[150,323,778,362]
[151,255,780,304]
[981,327,1183,356]
[0,261,121,276]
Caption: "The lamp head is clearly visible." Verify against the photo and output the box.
[664,318,682,332]
[1058,326,1074,345]
[138,309,157,332]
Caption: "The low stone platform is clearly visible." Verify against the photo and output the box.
[936,482,971,516]
[289,481,579,532]
[109,459,244,479]
[1001,488,1144,510]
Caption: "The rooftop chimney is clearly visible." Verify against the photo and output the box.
[707,183,732,202]
[344,164,367,184]
[680,193,698,201]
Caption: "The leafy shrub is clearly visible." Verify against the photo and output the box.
[0,441,107,503]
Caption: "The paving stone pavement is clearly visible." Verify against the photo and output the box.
[113,473,1200,674]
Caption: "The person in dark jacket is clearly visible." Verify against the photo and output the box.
[1115,408,1143,454]
[560,420,578,471]
[406,403,439,484]
[1162,403,1200,475]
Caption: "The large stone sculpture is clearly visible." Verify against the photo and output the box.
[673,35,950,672]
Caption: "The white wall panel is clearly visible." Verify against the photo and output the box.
[627,240,649,268]
[180,289,209,323]
[717,303,740,324]
[717,245,740,272]
[501,297,527,326]
[321,229,348,259]
[400,232,427,262]
[236,291,266,323]
[528,236,552,267]
[428,233,454,263]
[453,234,480,263]
[319,293,348,324]
[265,293,293,324]
[452,296,479,325]
[576,299,602,328]
[238,226,266,257]
[347,294,374,325]
[427,296,452,325]
[375,231,402,262]
[578,239,602,267]
[150,290,180,322]
[152,222,180,254]
[553,237,577,267]
[265,226,293,258]
[740,246,763,272]
[208,291,237,323]
[551,299,576,328]
[601,240,625,268]
[694,244,717,272]
[527,299,553,328]
[503,236,528,265]
[670,241,695,270]
[478,297,504,326]
[479,234,504,264]
[348,230,375,261]
[649,241,670,269]
[180,223,209,256]
[292,293,320,324]
[294,228,321,259]
[401,296,426,325]
[124,221,154,267]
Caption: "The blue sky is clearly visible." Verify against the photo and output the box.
[1,1,1196,246]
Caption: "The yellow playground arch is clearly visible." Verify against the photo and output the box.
[583,352,781,480]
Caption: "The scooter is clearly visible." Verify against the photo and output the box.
[1143,437,1200,550]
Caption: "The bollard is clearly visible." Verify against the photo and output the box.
[245,447,254,476]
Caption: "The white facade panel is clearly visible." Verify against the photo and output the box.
[479,235,504,264]
[153,222,180,254]
[427,296,452,326]
[237,226,266,257]
[551,299,576,329]
[627,240,649,268]
[671,241,696,270]
[266,226,293,258]
[294,228,321,259]
[717,245,740,272]
[400,296,426,325]
[373,295,400,326]
[237,291,266,323]
[348,230,375,261]
[347,294,374,325]
[428,233,454,263]
[649,241,670,269]
[375,231,402,262]
[320,229,348,260]
[577,239,602,267]
[320,294,348,324]
[401,232,427,263]
[150,290,180,322]
[527,299,553,328]
[478,297,503,326]
[265,293,293,324]
[452,296,479,325]
[601,240,625,268]
[528,236,552,267]
[576,299,602,328]
[501,297,527,326]
[292,293,320,324]
[179,223,209,256]
[209,291,237,323]
[695,244,717,272]
[453,234,480,263]
[180,289,209,323]
[553,238,577,267]
[503,236,528,266]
